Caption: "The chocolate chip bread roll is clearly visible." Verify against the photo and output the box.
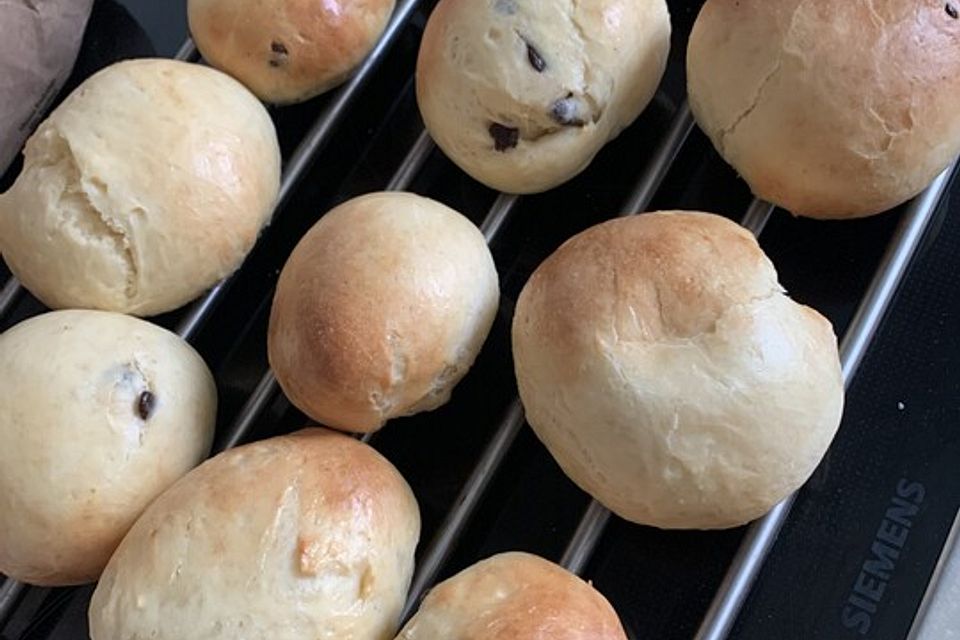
[188,0,396,104]
[0,310,216,585]
[416,0,671,194]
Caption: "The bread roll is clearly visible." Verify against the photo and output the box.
[0,310,216,586]
[512,212,844,529]
[0,58,281,316]
[397,552,627,640]
[89,428,421,640]
[188,0,396,104]
[268,192,499,433]
[416,0,671,194]
[687,0,960,219]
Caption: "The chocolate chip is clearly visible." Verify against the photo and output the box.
[489,122,519,151]
[948,3,958,18]
[525,41,546,73]
[550,94,587,127]
[269,40,289,67]
[137,390,156,420]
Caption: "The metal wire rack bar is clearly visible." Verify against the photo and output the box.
[400,99,697,613]
[557,162,954,600]
[693,159,958,640]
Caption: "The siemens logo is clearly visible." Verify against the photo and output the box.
[841,478,925,635]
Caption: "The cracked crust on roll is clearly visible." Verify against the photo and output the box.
[416,0,671,194]
[396,552,627,640]
[511,212,844,529]
[688,0,960,219]
[0,59,280,316]
[89,428,420,640]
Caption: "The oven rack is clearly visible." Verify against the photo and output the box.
[0,3,956,637]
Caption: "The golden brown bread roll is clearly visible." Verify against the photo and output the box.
[268,192,499,433]
[0,59,281,316]
[397,552,627,640]
[512,212,844,529]
[188,0,397,104]
[89,428,420,640]
[688,0,960,219]
[416,0,671,193]
[0,310,216,586]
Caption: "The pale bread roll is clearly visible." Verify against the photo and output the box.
[0,58,281,316]
[188,0,396,104]
[512,212,844,529]
[89,428,421,640]
[0,310,216,586]
[416,0,671,194]
[268,192,499,433]
[397,552,627,640]
[688,0,960,219]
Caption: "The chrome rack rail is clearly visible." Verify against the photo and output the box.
[399,100,696,620]
[558,163,953,601]
[693,159,957,640]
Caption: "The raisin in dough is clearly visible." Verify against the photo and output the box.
[0,310,216,585]
[417,0,671,194]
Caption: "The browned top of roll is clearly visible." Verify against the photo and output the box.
[688,0,960,218]
[397,552,627,640]
[189,0,396,104]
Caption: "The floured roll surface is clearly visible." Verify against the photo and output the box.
[397,552,627,640]
[268,192,499,433]
[0,58,281,316]
[688,0,960,219]
[512,212,844,529]
[416,0,671,194]
[89,428,421,640]
[0,310,216,586]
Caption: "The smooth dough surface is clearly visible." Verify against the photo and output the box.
[688,0,960,218]
[512,212,844,529]
[269,192,499,433]
[397,552,627,640]
[89,428,421,640]
[0,310,216,585]
[0,58,281,315]
[189,0,396,104]
[417,0,671,193]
